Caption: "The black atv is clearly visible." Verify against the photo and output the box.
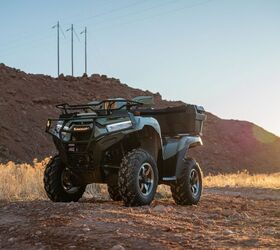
[44,96,206,206]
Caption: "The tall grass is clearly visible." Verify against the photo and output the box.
[0,159,279,201]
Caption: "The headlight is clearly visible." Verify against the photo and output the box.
[46,120,51,130]
[106,120,132,132]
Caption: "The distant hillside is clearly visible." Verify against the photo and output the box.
[0,63,279,174]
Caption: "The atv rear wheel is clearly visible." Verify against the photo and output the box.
[107,184,122,201]
[118,149,158,207]
[170,158,203,205]
[44,156,86,202]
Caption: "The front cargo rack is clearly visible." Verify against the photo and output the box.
[56,99,143,115]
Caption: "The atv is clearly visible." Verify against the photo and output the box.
[44,96,206,206]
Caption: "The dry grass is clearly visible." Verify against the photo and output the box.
[204,171,280,189]
[0,159,279,201]
[0,159,48,201]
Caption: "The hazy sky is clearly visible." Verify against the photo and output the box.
[1,0,279,135]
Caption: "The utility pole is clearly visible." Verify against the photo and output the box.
[52,21,60,77]
[67,24,74,76]
[81,27,87,75]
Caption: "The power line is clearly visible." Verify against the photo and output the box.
[71,0,149,25]
[89,0,183,28]
[74,29,80,42]
[59,25,66,39]
[92,0,214,32]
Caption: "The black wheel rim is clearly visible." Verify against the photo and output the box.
[61,169,80,194]
[190,168,200,198]
[138,163,154,196]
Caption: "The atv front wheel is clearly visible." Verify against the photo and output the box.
[118,149,158,206]
[44,156,86,202]
[170,158,203,205]
[107,184,122,201]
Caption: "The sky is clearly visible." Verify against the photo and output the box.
[0,0,279,136]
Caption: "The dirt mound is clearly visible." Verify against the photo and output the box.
[0,63,279,173]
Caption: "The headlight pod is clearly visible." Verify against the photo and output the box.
[106,120,132,133]
[55,121,71,141]
[55,121,70,133]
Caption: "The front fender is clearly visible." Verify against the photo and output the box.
[134,116,162,137]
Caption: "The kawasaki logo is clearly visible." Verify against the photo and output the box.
[73,126,90,132]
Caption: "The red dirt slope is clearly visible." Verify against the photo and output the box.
[0,63,279,174]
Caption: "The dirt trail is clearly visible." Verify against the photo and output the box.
[0,188,279,249]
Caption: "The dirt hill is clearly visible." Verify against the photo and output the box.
[0,63,279,174]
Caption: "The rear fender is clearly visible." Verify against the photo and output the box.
[163,136,202,160]
[161,136,202,179]
[174,136,202,178]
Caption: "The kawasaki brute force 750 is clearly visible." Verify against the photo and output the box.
[44,96,206,206]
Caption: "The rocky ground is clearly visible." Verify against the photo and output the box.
[0,187,279,249]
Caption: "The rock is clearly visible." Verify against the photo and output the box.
[154,192,164,199]
[110,244,125,250]
[15,138,22,142]
[224,229,234,235]
[58,73,65,79]
[82,227,91,232]
[7,89,16,95]
[32,97,50,105]
[205,219,216,225]
[153,205,167,212]
[90,73,100,78]
[242,239,259,247]
[221,209,232,217]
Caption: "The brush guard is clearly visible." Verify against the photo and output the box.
[46,99,141,169]
[46,116,96,168]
